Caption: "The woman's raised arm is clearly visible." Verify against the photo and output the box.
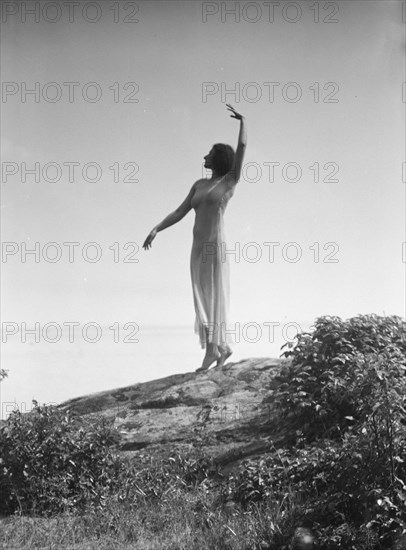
[226,103,247,183]
[142,182,197,250]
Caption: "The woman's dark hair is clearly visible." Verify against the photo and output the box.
[211,143,235,176]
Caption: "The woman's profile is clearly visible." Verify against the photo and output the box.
[143,104,247,371]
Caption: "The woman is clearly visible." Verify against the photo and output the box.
[143,104,247,371]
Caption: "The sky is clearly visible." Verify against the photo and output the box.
[1,0,405,412]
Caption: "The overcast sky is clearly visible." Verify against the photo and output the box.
[1,0,405,410]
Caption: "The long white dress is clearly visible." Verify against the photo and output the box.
[190,175,234,352]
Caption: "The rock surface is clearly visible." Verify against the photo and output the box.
[58,357,288,466]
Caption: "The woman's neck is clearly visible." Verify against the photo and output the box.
[210,171,222,181]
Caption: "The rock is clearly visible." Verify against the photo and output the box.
[57,357,287,466]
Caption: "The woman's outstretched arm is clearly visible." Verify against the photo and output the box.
[142,182,197,250]
[227,104,247,183]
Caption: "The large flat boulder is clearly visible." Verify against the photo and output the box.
[58,357,288,465]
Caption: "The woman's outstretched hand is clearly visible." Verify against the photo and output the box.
[226,103,244,121]
[143,228,157,250]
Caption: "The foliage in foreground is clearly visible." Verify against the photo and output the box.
[0,403,121,515]
[1,314,405,550]
[225,314,406,548]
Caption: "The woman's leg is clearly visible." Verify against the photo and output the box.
[196,327,221,371]
[216,344,232,368]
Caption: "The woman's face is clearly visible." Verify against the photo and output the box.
[203,148,215,169]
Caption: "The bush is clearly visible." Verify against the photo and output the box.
[223,315,406,548]
[275,314,406,441]
[0,402,122,516]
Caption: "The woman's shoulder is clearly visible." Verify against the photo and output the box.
[193,178,208,187]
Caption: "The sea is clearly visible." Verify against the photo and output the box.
[0,323,303,420]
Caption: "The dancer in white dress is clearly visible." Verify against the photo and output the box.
[143,104,247,371]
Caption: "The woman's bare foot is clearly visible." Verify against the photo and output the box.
[216,348,233,368]
[196,348,220,372]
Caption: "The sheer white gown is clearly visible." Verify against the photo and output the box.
[190,175,234,353]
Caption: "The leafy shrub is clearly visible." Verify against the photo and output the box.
[274,314,406,441]
[223,315,406,548]
[0,402,121,516]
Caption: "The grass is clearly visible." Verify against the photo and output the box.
[0,485,295,550]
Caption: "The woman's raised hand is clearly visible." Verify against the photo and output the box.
[142,228,157,250]
[226,103,244,121]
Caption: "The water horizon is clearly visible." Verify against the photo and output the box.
[1,321,310,419]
